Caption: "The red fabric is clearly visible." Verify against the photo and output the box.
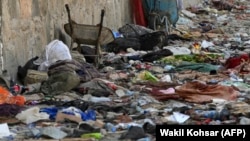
[225,54,249,69]
[147,87,180,101]
[131,0,147,27]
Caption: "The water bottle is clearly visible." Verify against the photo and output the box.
[115,123,140,130]
[136,106,148,114]
[195,109,230,120]
[115,123,131,130]
[105,123,116,132]
[112,30,124,38]
[202,110,219,119]
[10,84,29,95]
[137,137,151,141]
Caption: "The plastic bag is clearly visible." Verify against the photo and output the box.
[0,86,26,106]
[40,107,59,120]
[34,40,72,71]
[16,107,50,124]
[137,71,159,82]
[62,107,96,121]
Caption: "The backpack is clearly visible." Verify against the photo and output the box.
[118,24,153,38]
[105,37,141,53]
[17,56,39,84]
[139,31,167,51]
[41,59,101,95]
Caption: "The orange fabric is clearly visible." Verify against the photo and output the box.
[0,86,11,104]
[0,86,26,106]
[175,81,239,103]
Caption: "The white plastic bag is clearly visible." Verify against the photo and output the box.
[34,40,72,71]
[15,107,50,124]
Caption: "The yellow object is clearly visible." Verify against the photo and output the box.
[191,42,201,54]
[137,71,159,82]
[181,32,193,39]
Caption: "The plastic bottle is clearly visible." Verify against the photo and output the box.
[10,84,29,95]
[115,123,141,130]
[115,123,131,130]
[105,123,117,132]
[89,96,111,103]
[112,30,124,38]
[137,137,151,141]
[126,90,135,96]
[136,106,148,114]
[164,65,175,71]
[195,109,230,120]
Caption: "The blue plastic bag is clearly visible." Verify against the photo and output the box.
[81,109,96,121]
[40,107,59,120]
[62,107,96,121]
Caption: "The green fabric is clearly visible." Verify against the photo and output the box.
[161,54,223,65]
[175,62,219,72]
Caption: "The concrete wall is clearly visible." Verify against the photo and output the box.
[0,0,200,79]
[1,0,132,78]
[0,0,3,75]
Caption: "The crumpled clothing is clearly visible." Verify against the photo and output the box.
[226,102,250,116]
[144,86,180,101]
[174,71,229,83]
[0,104,24,117]
[212,0,234,11]
[224,54,249,69]
[175,62,219,72]
[175,81,239,103]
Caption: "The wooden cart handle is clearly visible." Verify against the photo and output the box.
[65,4,70,13]
[101,9,105,17]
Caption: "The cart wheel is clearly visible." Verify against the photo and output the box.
[148,14,161,31]
[164,17,172,35]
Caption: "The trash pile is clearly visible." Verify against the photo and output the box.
[1,0,250,141]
